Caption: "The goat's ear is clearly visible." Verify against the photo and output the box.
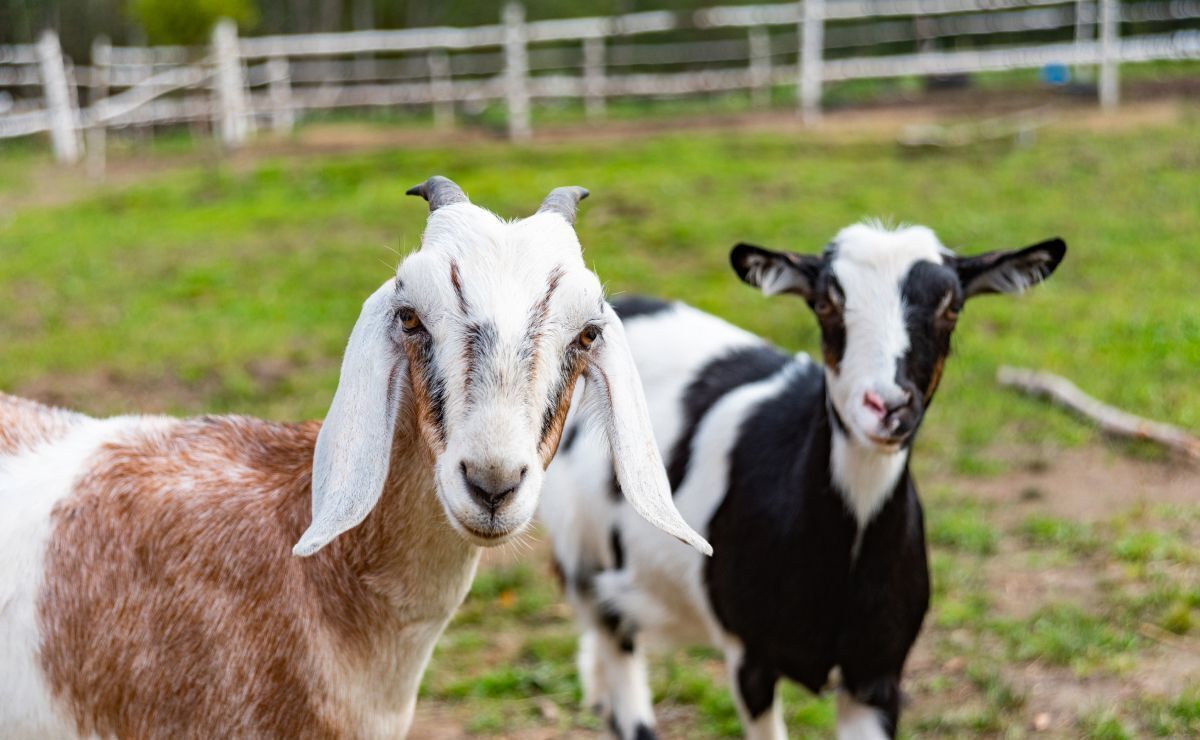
[955,238,1067,299]
[730,243,822,300]
[583,304,712,557]
[293,280,406,557]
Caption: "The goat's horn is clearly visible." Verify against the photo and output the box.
[405,176,469,212]
[537,186,590,225]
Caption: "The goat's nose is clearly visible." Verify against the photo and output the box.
[460,461,526,512]
[863,390,915,421]
[862,391,889,420]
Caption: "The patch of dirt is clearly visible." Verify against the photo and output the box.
[1002,642,1200,735]
[940,444,1199,524]
[984,547,1110,621]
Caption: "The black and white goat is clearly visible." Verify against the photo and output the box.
[539,222,1066,739]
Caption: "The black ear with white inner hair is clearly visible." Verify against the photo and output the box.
[954,238,1067,299]
[730,243,823,301]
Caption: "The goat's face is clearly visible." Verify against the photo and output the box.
[293,178,712,558]
[732,223,1066,452]
[392,199,605,545]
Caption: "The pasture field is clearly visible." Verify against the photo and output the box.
[1,106,1198,737]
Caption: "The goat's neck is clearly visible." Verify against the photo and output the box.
[336,412,480,619]
[825,395,910,529]
[302,412,479,729]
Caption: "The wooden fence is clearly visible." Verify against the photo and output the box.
[2,0,1199,164]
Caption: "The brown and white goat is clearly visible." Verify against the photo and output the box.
[0,177,709,738]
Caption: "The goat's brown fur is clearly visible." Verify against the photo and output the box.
[0,393,83,456]
[36,410,470,738]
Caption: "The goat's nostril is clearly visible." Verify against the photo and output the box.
[887,391,916,417]
[863,391,888,420]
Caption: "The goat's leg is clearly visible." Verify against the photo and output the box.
[576,627,607,715]
[724,647,785,740]
[593,613,656,740]
[555,552,611,718]
[835,676,898,740]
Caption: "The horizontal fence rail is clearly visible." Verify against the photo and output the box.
[2,0,1199,164]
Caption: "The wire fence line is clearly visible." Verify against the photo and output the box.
[1,0,1198,164]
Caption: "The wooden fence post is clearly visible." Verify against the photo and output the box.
[37,29,82,163]
[583,36,606,120]
[429,49,454,129]
[798,0,824,124]
[213,18,250,145]
[267,56,294,134]
[87,36,110,178]
[503,2,531,141]
[749,27,771,108]
[1099,0,1120,109]
[1074,0,1095,81]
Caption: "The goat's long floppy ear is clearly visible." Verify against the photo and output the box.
[730,243,822,300]
[294,279,405,557]
[955,238,1067,298]
[584,304,712,556]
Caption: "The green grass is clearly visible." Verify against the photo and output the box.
[994,603,1141,674]
[3,117,1199,737]
[3,119,1199,466]
[1019,514,1101,555]
[926,490,998,556]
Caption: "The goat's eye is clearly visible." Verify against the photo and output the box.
[578,325,601,348]
[815,285,843,319]
[398,308,423,333]
[941,306,960,323]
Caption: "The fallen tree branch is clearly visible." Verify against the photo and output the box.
[997,366,1200,461]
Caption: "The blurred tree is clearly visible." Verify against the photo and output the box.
[128,0,259,45]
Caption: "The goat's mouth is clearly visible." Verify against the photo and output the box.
[864,431,912,451]
[449,514,525,547]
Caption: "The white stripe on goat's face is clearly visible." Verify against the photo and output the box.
[731,221,1066,453]
[824,224,947,450]
[397,204,604,545]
